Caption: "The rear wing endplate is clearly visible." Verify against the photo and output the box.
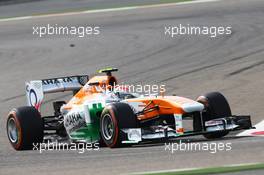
[25,75,89,111]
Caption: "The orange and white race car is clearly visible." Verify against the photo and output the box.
[6,68,253,150]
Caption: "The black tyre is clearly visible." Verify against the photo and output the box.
[100,103,139,148]
[6,106,44,150]
[197,92,231,139]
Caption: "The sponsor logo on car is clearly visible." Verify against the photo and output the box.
[64,112,86,133]
[43,77,73,85]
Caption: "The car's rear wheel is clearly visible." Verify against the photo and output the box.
[197,92,231,139]
[100,103,139,148]
[6,106,44,150]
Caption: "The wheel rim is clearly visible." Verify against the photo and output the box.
[7,117,18,143]
[102,114,114,140]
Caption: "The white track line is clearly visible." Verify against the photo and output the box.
[0,16,32,22]
[237,120,264,137]
[0,0,220,22]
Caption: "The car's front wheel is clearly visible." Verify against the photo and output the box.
[100,103,139,148]
[197,92,231,139]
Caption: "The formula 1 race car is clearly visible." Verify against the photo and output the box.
[6,68,253,150]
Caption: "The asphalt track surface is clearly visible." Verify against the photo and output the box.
[0,0,189,18]
[0,0,264,174]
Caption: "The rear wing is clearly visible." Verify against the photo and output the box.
[25,75,89,111]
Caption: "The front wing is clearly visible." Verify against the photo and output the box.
[121,115,253,144]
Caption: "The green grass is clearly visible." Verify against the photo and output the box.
[142,163,264,175]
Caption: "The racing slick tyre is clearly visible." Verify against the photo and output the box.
[6,106,44,150]
[197,92,231,139]
[100,102,139,148]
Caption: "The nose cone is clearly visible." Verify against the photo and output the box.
[181,102,204,113]
[165,96,204,113]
